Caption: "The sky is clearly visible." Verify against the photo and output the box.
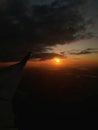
[0,0,98,67]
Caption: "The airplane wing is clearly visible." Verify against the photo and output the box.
[0,52,31,101]
[0,52,31,128]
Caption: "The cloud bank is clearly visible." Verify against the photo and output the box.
[69,48,98,55]
[0,0,93,61]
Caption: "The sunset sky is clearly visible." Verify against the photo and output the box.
[0,0,98,68]
[0,1,98,120]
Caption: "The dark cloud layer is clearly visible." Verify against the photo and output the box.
[0,51,63,62]
[0,0,93,61]
[31,52,63,61]
[69,48,98,55]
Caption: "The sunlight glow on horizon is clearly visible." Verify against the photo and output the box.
[0,53,98,70]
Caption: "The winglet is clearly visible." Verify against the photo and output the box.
[19,52,32,67]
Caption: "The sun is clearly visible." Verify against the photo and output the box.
[55,58,61,63]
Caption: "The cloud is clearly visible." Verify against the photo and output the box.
[69,48,98,55]
[0,0,92,61]
[31,52,64,61]
[0,52,64,62]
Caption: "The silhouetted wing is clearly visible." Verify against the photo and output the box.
[0,53,31,128]
[0,52,31,101]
